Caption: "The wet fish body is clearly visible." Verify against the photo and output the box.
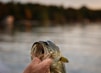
[31,41,68,73]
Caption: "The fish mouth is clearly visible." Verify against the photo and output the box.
[31,42,45,60]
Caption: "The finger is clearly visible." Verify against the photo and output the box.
[45,68,50,73]
[31,57,41,64]
[38,58,52,69]
[31,59,52,73]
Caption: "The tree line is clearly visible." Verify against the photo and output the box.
[0,2,101,25]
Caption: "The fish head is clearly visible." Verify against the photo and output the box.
[31,41,69,63]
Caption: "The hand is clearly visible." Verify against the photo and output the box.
[23,57,52,73]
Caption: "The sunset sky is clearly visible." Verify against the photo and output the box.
[0,0,101,9]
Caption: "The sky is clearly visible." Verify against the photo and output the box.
[0,0,101,9]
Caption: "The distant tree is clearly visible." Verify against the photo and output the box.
[0,2,101,26]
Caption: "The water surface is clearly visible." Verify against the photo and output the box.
[0,24,101,73]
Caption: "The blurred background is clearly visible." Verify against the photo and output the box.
[0,0,101,73]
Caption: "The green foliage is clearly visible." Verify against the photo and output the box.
[0,2,101,24]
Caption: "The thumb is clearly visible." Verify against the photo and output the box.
[31,57,41,64]
[38,58,52,69]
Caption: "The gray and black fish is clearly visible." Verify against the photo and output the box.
[31,41,69,73]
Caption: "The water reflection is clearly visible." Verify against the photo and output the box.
[0,24,101,73]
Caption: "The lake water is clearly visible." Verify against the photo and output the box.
[0,23,101,73]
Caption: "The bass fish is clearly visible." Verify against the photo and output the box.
[31,41,69,73]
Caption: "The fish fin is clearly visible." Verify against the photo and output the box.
[59,57,69,63]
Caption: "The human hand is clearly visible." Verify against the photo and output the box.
[23,57,52,73]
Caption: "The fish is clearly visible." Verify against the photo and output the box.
[31,41,69,73]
